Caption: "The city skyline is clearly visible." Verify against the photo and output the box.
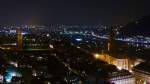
[0,0,150,84]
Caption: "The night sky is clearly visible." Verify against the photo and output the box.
[0,0,150,25]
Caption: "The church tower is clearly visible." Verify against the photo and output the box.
[17,27,23,50]
[107,27,118,55]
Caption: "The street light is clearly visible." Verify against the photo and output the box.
[94,53,100,59]
[49,44,54,49]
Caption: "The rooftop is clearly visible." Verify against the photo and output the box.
[133,62,150,75]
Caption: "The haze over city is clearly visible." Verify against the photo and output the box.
[0,0,150,25]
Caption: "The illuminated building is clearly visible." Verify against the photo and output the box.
[66,76,82,84]
[9,30,16,34]
[0,75,3,83]
[133,62,150,84]
[17,28,23,50]
[108,70,135,84]
[97,28,132,70]
[97,27,141,71]
[97,53,131,70]
[5,68,22,83]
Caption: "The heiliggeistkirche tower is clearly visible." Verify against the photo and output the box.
[17,27,23,51]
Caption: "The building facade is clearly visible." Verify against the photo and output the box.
[133,62,150,84]
[108,70,135,84]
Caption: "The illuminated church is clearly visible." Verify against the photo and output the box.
[98,27,142,71]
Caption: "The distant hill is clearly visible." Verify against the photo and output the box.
[122,15,150,37]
